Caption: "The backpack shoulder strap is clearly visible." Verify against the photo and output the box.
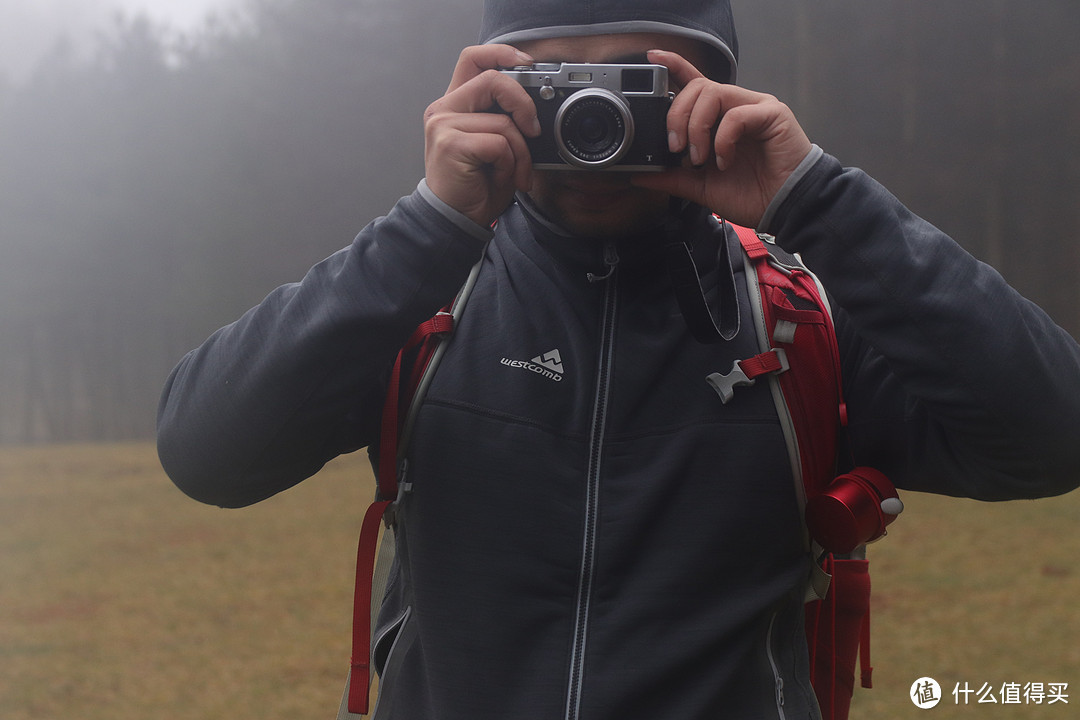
[341,256,484,717]
[724,224,906,720]
[375,311,455,502]
[721,223,847,501]
[725,223,863,720]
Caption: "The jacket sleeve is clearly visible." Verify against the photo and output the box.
[764,151,1080,500]
[156,183,491,508]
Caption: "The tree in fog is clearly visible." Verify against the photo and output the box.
[737,0,1080,331]
[0,0,477,443]
[0,0,1076,444]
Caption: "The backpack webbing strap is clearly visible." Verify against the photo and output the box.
[862,608,873,689]
[376,312,454,502]
[346,498,394,715]
[804,557,875,719]
[349,311,454,715]
[706,348,790,403]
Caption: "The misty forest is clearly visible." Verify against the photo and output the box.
[1,0,1078,445]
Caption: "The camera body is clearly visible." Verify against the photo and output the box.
[500,62,679,171]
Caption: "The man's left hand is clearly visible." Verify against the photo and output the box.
[632,49,813,229]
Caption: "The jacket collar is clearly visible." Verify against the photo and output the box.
[506,192,728,288]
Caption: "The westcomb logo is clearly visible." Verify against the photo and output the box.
[501,349,565,382]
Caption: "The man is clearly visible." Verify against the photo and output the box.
[157,1,1080,718]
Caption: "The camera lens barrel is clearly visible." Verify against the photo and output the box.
[554,88,635,169]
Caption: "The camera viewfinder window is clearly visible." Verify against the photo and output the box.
[621,69,654,94]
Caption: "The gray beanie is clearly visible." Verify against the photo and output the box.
[479,0,739,83]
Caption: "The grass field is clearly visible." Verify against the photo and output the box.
[1,443,1077,719]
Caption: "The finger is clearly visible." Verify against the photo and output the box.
[664,79,699,154]
[425,128,519,223]
[447,44,535,93]
[669,79,772,162]
[646,49,705,90]
[648,49,707,157]
[666,77,724,165]
[429,112,533,166]
[430,70,541,139]
[427,113,533,189]
[473,133,518,185]
[685,82,726,167]
[712,101,780,171]
[469,131,534,201]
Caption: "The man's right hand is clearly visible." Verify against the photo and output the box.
[424,44,541,228]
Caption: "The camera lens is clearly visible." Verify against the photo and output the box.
[578,116,609,146]
[555,89,635,168]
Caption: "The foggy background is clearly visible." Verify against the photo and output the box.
[0,0,248,82]
[1,0,1077,445]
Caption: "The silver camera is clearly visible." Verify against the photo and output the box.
[500,62,678,171]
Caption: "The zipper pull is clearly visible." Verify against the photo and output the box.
[587,242,620,283]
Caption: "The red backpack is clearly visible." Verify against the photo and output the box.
[721,224,902,719]
[338,223,901,720]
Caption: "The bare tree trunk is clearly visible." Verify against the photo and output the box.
[983,0,1009,269]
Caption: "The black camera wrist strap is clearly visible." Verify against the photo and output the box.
[663,199,741,344]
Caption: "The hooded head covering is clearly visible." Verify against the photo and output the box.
[479,0,739,84]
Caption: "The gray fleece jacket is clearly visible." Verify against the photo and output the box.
[158,146,1080,719]
[157,2,1080,718]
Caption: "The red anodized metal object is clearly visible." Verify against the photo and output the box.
[805,467,904,554]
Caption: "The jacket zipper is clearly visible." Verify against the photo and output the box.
[766,611,787,720]
[565,242,619,720]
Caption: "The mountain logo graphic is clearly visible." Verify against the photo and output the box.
[530,349,564,374]
[500,348,566,382]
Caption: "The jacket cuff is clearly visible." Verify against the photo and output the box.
[417,179,496,243]
[757,144,825,235]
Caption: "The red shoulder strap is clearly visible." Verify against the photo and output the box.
[346,243,487,715]
[348,309,454,715]
[376,311,454,501]
[728,223,847,493]
[728,223,873,720]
